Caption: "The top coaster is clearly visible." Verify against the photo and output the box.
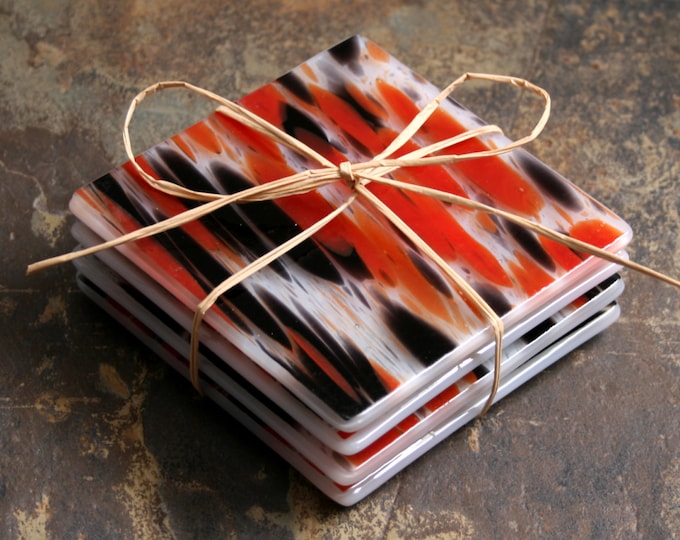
[69,35,632,429]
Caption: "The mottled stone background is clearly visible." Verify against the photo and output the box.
[1,1,679,538]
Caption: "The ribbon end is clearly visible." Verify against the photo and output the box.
[27,259,53,276]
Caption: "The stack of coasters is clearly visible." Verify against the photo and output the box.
[69,36,632,505]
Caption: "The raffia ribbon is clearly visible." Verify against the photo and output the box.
[27,73,680,416]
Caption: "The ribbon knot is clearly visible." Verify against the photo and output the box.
[339,161,357,189]
[26,75,680,417]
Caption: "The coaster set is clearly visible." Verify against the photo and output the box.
[67,36,632,505]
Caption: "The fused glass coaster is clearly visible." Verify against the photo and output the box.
[68,35,632,432]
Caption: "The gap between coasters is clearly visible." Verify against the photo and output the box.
[27,72,680,417]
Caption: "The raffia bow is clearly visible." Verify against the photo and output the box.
[27,73,680,416]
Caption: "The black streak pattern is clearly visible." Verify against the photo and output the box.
[520,317,556,343]
[159,130,345,287]
[517,153,583,211]
[335,84,384,128]
[299,303,388,402]
[151,150,290,278]
[281,104,330,145]
[278,72,315,104]
[342,130,372,157]
[97,170,294,348]
[329,248,373,281]
[227,193,343,284]
[383,303,457,367]
[504,220,556,271]
[259,290,370,418]
[329,35,361,65]
[279,105,375,281]
[475,283,513,316]
[408,250,452,297]
[473,364,489,378]
[347,281,371,308]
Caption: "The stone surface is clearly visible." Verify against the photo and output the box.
[1,1,678,538]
